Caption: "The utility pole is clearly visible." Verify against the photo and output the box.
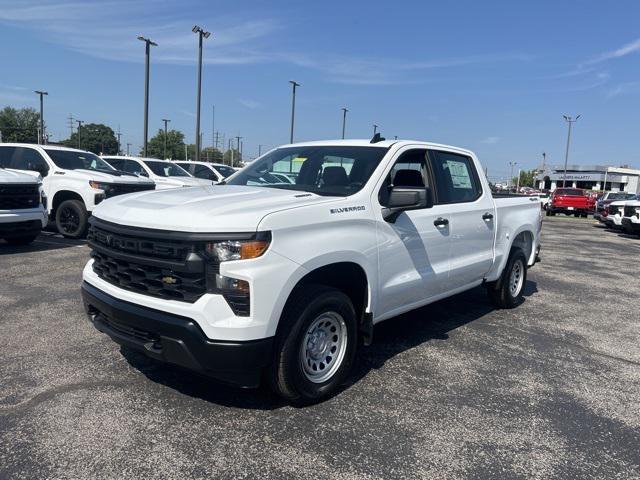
[137,36,157,157]
[212,105,215,148]
[229,138,234,166]
[562,115,580,187]
[34,90,48,144]
[67,114,75,139]
[126,143,131,155]
[116,125,122,155]
[289,80,300,143]
[341,107,348,139]
[258,144,264,156]
[235,136,242,163]
[76,120,84,149]
[508,161,518,190]
[192,25,211,162]
[162,118,170,159]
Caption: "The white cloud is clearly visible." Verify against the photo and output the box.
[238,98,260,109]
[606,81,640,98]
[481,136,500,144]
[587,38,640,64]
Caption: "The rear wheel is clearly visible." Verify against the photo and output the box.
[55,199,88,238]
[486,248,527,309]
[269,285,358,404]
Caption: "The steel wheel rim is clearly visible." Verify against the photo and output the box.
[509,259,524,297]
[59,206,80,234]
[300,311,348,384]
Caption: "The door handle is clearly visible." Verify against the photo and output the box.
[433,217,449,227]
[482,212,494,221]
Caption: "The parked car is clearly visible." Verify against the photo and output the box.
[173,160,237,183]
[546,188,595,217]
[82,139,542,403]
[600,199,633,229]
[621,199,640,235]
[594,191,637,221]
[0,166,48,245]
[0,144,156,238]
[103,156,212,189]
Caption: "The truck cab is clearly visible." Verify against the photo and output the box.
[174,160,237,183]
[82,139,542,403]
[0,144,156,238]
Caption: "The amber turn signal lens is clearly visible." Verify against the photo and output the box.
[240,240,270,259]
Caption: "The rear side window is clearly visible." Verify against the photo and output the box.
[429,150,481,204]
[193,164,216,180]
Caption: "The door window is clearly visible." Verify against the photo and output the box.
[379,149,429,206]
[193,164,216,180]
[122,160,147,176]
[429,150,481,204]
[11,148,50,175]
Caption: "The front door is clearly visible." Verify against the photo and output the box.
[374,147,452,319]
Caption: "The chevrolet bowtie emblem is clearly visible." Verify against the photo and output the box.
[162,276,177,285]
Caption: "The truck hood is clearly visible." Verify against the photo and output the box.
[65,169,155,185]
[0,168,41,184]
[93,185,334,232]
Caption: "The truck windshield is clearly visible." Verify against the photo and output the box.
[227,146,388,196]
[143,160,190,177]
[45,149,115,172]
[608,192,636,200]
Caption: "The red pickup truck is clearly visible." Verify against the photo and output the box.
[546,188,596,217]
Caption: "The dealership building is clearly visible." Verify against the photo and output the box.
[535,164,640,193]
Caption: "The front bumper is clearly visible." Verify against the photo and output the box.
[82,282,274,388]
[622,218,640,233]
[0,219,43,238]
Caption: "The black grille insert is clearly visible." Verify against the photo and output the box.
[0,183,40,210]
[106,183,155,198]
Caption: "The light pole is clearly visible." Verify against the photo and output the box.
[34,90,48,144]
[192,25,211,162]
[76,120,84,149]
[508,161,518,190]
[341,107,348,139]
[289,80,300,143]
[562,114,580,187]
[126,143,131,155]
[137,36,157,157]
[373,124,378,136]
[235,136,242,164]
[162,118,170,159]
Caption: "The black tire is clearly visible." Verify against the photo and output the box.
[55,199,88,238]
[269,285,358,404]
[4,234,39,245]
[573,212,580,217]
[486,248,528,309]
[545,209,552,217]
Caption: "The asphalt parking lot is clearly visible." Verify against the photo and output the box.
[1,218,639,479]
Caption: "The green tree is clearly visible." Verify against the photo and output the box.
[146,129,186,159]
[512,169,537,189]
[0,106,40,143]
[201,146,223,162]
[223,148,242,167]
[63,123,118,154]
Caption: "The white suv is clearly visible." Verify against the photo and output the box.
[0,144,156,238]
[103,156,212,189]
[0,167,47,245]
[174,161,237,183]
[621,199,640,235]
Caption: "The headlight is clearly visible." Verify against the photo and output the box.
[205,235,271,262]
[89,181,112,191]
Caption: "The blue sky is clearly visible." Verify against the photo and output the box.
[1,0,639,181]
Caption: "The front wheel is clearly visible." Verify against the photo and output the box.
[55,199,88,238]
[486,248,528,309]
[269,285,358,404]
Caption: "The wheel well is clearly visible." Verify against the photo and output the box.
[287,261,369,321]
[52,191,84,215]
[512,231,533,261]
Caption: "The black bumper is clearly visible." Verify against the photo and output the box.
[622,218,640,233]
[0,219,42,238]
[81,282,273,388]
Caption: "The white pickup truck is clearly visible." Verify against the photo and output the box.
[0,144,156,238]
[0,167,47,245]
[621,199,640,235]
[81,139,542,403]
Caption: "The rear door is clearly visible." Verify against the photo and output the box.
[427,149,495,291]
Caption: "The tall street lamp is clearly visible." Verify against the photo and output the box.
[509,161,518,190]
[162,118,171,159]
[289,80,300,143]
[34,90,48,144]
[137,36,157,157]
[192,25,211,162]
[562,114,581,188]
[341,107,348,139]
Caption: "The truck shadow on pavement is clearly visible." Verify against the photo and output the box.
[120,280,538,410]
[0,232,86,255]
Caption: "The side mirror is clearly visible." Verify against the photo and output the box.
[382,186,432,222]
